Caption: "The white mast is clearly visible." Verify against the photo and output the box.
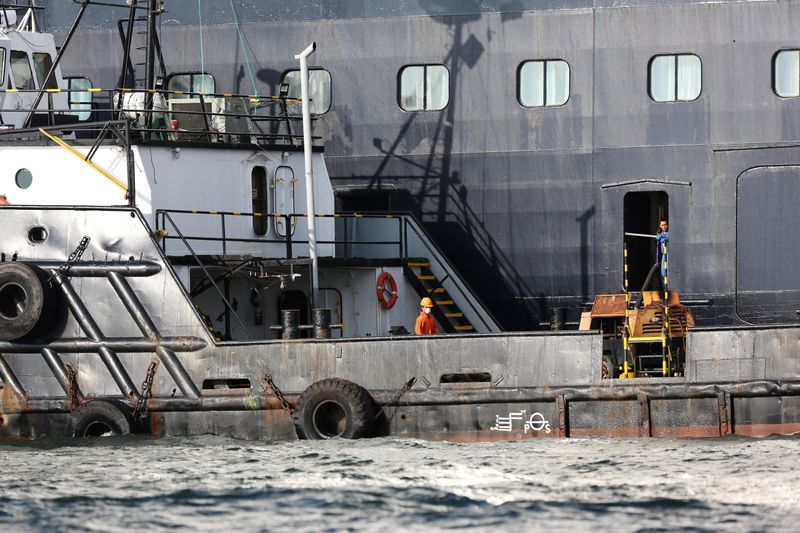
[295,42,319,307]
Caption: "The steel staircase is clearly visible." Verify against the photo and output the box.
[403,258,476,333]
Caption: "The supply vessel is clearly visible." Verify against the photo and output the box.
[0,1,798,440]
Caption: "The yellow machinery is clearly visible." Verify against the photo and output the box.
[579,239,694,378]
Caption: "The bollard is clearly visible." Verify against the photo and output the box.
[549,307,566,330]
[312,308,332,339]
[281,309,300,339]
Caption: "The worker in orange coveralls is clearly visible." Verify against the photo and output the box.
[415,297,439,335]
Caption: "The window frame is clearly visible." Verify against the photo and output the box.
[516,58,571,108]
[9,50,35,90]
[64,76,94,121]
[32,52,58,90]
[647,53,703,103]
[397,63,450,112]
[773,48,800,98]
[280,67,332,116]
[166,71,217,97]
[0,47,6,86]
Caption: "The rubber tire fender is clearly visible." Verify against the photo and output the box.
[293,378,374,440]
[72,400,133,437]
[0,262,59,341]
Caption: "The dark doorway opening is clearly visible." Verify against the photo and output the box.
[624,191,668,292]
[336,189,416,213]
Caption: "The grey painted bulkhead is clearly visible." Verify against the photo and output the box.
[32,0,800,330]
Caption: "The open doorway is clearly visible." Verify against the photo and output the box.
[624,191,668,292]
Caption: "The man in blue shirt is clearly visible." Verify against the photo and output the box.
[655,219,669,288]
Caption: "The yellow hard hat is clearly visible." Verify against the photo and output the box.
[420,297,434,308]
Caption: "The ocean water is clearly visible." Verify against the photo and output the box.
[0,435,798,532]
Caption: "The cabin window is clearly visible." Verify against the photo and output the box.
[65,77,93,121]
[9,51,34,90]
[32,53,57,90]
[649,54,701,102]
[518,60,570,107]
[774,50,800,97]
[0,48,5,85]
[398,64,449,111]
[167,72,216,98]
[251,166,269,236]
[281,68,331,115]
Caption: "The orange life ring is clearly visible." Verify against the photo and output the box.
[377,271,398,309]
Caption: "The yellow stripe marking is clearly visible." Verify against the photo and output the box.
[427,288,445,293]
[454,325,474,331]
[417,275,435,281]
[445,313,464,318]
[407,262,430,267]
[436,300,454,305]
[628,336,666,343]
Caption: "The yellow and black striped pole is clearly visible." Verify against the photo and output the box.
[623,241,632,378]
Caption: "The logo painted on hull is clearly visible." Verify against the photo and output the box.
[490,410,551,434]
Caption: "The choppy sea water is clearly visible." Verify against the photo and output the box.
[0,435,798,532]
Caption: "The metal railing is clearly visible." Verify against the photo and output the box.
[154,208,501,332]
[0,86,317,147]
[155,209,404,259]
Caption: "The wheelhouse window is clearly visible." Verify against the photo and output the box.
[774,50,800,97]
[649,54,701,102]
[166,72,216,98]
[10,51,34,90]
[32,52,57,90]
[518,60,570,107]
[65,76,93,121]
[398,64,449,111]
[281,68,331,115]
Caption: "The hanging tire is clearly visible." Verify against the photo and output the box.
[72,400,133,438]
[0,262,60,341]
[293,378,374,439]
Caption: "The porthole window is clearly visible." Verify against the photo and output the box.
[649,54,702,102]
[398,65,449,111]
[281,69,332,115]
[518,59,570,107]
[774,50,800,97]
[15,168,32,189]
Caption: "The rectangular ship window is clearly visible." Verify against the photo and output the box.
[398,64,449,111]
[518,59,570,107]
[649,54,701,102]
[10,50,34,90]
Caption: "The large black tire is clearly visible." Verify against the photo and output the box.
[72,400,132,437]
[0,262,60,341]
[293,378,374,439]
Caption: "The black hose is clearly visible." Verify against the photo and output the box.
[635,262,660,309]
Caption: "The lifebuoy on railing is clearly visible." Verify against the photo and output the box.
[376,271,398,309]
